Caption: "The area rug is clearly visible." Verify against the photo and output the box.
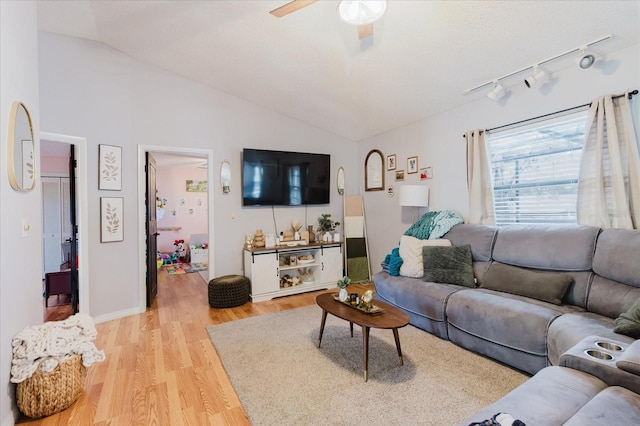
[206,305,528,425]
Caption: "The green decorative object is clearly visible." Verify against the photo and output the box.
[337,276,352,289]
[318,214,340,233]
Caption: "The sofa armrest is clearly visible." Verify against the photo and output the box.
[617,339,640,376]
[559,335,640,394]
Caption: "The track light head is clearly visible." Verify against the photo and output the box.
[576,48,597,69]
[487,81,506,101]
[524,66,550,88]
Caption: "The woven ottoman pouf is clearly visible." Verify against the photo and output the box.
[208,275,251,308]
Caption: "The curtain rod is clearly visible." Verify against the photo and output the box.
[463,89,638,137]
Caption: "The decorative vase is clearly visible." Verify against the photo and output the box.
[339,288,349,302]
[308,225,315,243]
[294,231,301,241]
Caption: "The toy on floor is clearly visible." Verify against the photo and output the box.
[174,239,186,260]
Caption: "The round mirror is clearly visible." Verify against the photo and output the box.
[7,101,36,192]
[220,160,231,193]
[337,167,345,195]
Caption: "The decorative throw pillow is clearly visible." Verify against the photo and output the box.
[614,297,640,338]
[422,244,475,287]
[480,263,573,305]
[398,235,452,278]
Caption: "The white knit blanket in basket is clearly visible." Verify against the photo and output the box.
[10,313,106,383]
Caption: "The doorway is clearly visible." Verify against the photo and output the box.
[40,132,90,319]
[137,145,215,311]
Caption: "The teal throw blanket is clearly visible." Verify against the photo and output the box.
[404,210,464,240]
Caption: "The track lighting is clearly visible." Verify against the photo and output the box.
[524,66,549,88]
[463,34,612,96]
[576,48,597,69]
[487,81,506,101]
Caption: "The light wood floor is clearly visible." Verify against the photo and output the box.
[20,269,372,425]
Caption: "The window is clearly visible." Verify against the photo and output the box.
[487,111,588,225]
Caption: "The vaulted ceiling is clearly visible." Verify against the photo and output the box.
[37,1,640,141]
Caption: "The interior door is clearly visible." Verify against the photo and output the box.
[69,145,79,314]
[146,152,158,306]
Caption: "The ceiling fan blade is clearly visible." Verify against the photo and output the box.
[358,24,374,40]
[269,0,319,18]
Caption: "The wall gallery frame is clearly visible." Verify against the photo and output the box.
[99,144,122,190]
[407,156,418,174]
[387,154,397,171]
[101,197,124,242]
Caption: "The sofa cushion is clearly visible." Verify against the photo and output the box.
[398,235,450,278]
[422,244,475,287]
[614,297,640,338]
[480,262,573,305]
[492,225,600,271]
[592,228,640,288]
[373,271,464,339]
[443,224,497,262]
[562,386,640,426]
[617,339,640,376]
[458,366,608,426]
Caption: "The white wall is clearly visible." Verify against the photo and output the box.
[38,32,358,321]
[358,44,640,271]
[0,2,42,424]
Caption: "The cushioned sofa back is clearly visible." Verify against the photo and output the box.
[444,224,497,282]
[491,225,600,308]
[588,228,640,318]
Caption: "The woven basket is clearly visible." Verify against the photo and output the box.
[16,354,86,419]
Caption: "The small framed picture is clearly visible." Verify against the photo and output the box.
[407,156,418,174]
[99,144,122,190]
[420,166,433,180]
[395,170,405,181]
[100,197,124,242]
[387,154,397,171]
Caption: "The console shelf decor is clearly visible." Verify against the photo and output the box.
[243,242,343,302]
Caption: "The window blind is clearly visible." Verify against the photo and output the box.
[487,112,588,225]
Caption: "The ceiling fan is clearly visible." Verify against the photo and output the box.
[269,0,388,40]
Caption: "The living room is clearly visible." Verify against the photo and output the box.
[1,1,639,424]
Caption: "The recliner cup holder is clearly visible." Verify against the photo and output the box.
[585,349,614,361]
[595,341,623,351]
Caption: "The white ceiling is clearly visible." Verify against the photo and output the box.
[37,1,640,141]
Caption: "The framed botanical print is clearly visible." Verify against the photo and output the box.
[99,144,122,190]
[364,149,384,191]
[100,197,124,242]
[407,156,418,174]
[387,154,397,171]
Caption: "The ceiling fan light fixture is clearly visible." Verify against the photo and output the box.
[487,81,506,101]
[337,0,388,25]
[576,48,597,69]
[524,66,549,88]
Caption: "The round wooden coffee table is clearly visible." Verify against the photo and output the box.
[316,292,410,382]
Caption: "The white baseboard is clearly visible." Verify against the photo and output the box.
[93,306,144,324]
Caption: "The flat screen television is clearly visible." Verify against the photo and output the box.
[242,148,330,206]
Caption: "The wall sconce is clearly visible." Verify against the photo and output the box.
[399,185,429,223]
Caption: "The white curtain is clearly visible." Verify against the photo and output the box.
[577,93,640,229]
[466,130,495,225]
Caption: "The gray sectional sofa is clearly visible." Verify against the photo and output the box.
[373,224,640,425]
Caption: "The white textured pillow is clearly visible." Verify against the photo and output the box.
[398,235,451,278]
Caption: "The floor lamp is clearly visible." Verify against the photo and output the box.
[399,185,429,223]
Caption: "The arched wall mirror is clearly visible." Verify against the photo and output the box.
[7,101,36,192]
[220,160,231,193]
[337,167,345,195]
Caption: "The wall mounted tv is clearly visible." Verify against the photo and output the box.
[242,148,330,206]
